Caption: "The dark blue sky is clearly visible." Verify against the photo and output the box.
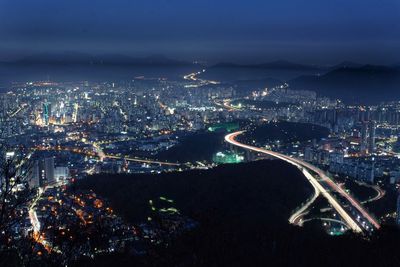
[0,0,399,64]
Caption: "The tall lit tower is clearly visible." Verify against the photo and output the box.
[42,102,51,125]
[360,121,369,155]
[72,103,79,123]
[368,121,376,154]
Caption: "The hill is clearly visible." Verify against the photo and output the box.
[76,160,400,266]
[290,65,400,104]
[212,60,320,71]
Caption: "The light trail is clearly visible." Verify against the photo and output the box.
[302,217,349,228]
[355,181,386,204]
[35,145,180,166]
[105,154,180,166]
[29,187,54,253]
[8,103,27,118]
[183,69,220,86]
[289,168,320,226]
[225,131,382,232]
[214,100,240,112]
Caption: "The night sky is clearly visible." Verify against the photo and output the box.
[0,0,399,64]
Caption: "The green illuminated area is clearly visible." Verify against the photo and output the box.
[207,122,239,132]
[148,196,179,220]
[329,229,345,236]
[213,151,244,164]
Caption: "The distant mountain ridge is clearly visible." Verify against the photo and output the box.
[328,61,363,70]
[1,54,399,104]
[212,60,321,70]
[211,60,397,72]
[290,64,400,104]
[11,52,190,66]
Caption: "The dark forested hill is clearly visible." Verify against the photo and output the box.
[290,65,400,104]
[77,160,400,267]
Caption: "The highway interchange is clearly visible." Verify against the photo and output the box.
[225,131,381,234]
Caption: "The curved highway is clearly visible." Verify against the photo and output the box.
[355,181,386,204]
[288,168,320,226]
[225,131,381,233]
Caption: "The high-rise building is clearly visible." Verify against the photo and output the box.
[28,160,40,188]
[54,166,69,182]
[35,157,55,187]
[42,102,51,125]
[360,121,369,154]
[304,147,314,162]
[72,103,79,123]
[44,157,55,184]
[359,120,376,155]
[368,120,376,154]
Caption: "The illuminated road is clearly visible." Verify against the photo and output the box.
[289,168,320,226]
[183,69,220,87]
[225,131,381,233]
[36,145,180,167]
[105,154,180,166]
[9,103,27,118]
[355,181,386,204]
[29,187,54,253]
[214,100,240,112]
[90,140,179,166]
[301,217,349,228]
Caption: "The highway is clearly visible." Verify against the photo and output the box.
[288,168,320,226]
[214,100,240,112]
[355,181,386,204]
[105,155,180,166]
[35,145,180,167]
[29,187,54,253]
[225,131,381,233]
[183,69,220,86]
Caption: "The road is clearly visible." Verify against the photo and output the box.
[29,187,53,253]
[355,181,386,204]
[183,69,220,86]
[214,100,240,112]
[8,103,27,118]
[301,217,349,228]
[105,155,180,166]
[36,145,180,167]
[288,168,320,226]
[225,131,381,233]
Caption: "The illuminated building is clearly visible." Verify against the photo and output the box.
[360,121,368,154]
[42,102,51,125]
[368,121,376,154]
[28,161,40,188]
[54,166,70,182]
[360,120,376,155]
[32,157,55,187]
[213,151,244,164]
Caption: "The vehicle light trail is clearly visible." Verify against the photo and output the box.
[105,155,180,166]
[225,131,381,232]
[35,145,180,166]
[355,182,386,204]
[289,168,320,226]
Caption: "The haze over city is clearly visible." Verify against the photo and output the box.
[0,0,399,64]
